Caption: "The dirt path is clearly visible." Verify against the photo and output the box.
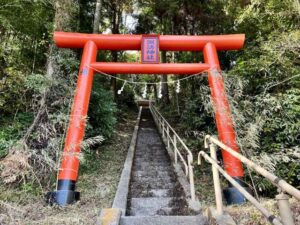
[0,111,137,225]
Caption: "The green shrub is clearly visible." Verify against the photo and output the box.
[86,76,117,139]
[0,113,33,158]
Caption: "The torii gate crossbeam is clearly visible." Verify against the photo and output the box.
[47,32,247,206]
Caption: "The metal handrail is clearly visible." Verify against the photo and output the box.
[198,150,283,225]
[198,135,299,225]
[149,103,196,201]
[204,135,300,200]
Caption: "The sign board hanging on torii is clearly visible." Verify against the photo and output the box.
[141,35,160,64]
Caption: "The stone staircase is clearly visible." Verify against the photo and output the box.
[120,108,208,225]
[121,215,208,225]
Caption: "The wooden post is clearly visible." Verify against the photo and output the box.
[188,155,196,201]
[174,135,178,164]
[276,193,295,225]
[210,143,223,215]
[167,126,170,148]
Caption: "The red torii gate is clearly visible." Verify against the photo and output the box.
[48,32,246,205]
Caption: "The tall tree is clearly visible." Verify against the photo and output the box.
[110,1,121,99]
[1,0,80,184]
[25,0,78,143]
[93,0,102,34]
[160,51,170,104]
[105,0,134,99]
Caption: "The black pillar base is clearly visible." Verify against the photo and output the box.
[223,177,253,205]
[46,179,80,206]
[46,190,80,206]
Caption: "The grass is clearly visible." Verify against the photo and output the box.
[226,197,300,225]
[0,110,137,225]
[0,112,33,158]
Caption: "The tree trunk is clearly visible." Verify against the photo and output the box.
[93,0,102,34]
[153,84,158,103]
[111,51,118,99]
[110,4,122,100]
[23,0,77,142]
[160,51,170,105]
[159,16,170,105]
[2,0,78,184]
[54,1,76,31]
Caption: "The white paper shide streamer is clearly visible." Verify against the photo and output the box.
[118,81,127,95]
[158,81,162,99]
[142,83,147,99]
[176,80,180,93]
[84,64,212,99]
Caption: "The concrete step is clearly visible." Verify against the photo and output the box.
[129,197,189,216]
[148,189,173,197]
[135,153,167,156]
[135,155,167,159]
[134,156,168,160]
[135,150,166,154]
[130,181,175,190]
[137,133,160,136]
[133,162,171,168]
[120,215,209,225]
[135,161,168,165]
[131,188,174,198]
[139,127,156,131]
[135,152,166,157]
[133,165,173,171]
[131,176,176,184]
[137,134,159,138]
[135,145,166,149]
[129,197,173,216]
[136,143,165,147]
[132,172,175,180]
[133,170,173,177]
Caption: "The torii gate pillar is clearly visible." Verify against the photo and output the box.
[47,32,248,206]
[204,43,246,204]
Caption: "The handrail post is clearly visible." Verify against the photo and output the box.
[174,135,178,164]
[159,117,162,132]
[167,126,170,148]
[162,120,165,138]
[199,150,283,225]
[276,192,295,225]
[188,155,196,201]
[210,142,223,215]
